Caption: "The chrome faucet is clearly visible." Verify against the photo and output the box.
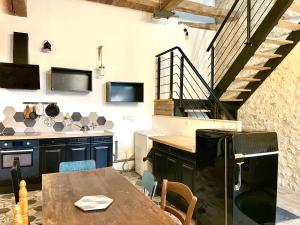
[72,124,90,132]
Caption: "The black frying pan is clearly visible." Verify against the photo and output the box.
[45,104,60,117]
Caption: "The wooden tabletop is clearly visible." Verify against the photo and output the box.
[42,167,177,225]
[149,135,196,153]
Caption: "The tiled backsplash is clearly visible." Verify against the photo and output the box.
[0,106,114,135]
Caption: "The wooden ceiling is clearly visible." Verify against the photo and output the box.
[88,0,228,30]
[88,0,228,19]
[0,0,225,30]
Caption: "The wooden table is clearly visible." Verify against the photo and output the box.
[42,167,177,225]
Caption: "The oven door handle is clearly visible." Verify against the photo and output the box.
[0,149,34,154]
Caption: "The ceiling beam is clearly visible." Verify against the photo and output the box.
[161,0,184,11]
[176,1,229,20]
[88,0,229,20]
[179,21,218,31]
[0,0,27,17]
[87,0,155,13]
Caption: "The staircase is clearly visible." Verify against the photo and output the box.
[208,0,300,109]
[155,0,300,120]
[155,47,234,120]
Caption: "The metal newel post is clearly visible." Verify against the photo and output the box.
[211,46,215,90]
[246,0,252,44]
[179,56,184,107]
[157,56,161,100]
[170,52,174,99]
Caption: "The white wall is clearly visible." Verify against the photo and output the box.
[0,0,214,168]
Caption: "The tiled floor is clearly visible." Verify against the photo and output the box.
[1,171,299,225]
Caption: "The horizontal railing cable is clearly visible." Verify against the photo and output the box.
[155,47,234,120]
[213,0,273,85]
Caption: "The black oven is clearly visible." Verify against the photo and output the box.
[0,140,39,181]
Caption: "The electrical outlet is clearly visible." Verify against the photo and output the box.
[122,115,135,121]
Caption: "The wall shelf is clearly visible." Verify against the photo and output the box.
[51,67,92,92]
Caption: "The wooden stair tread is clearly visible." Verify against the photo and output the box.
[235,77,261,82]
[243,65,271,71]
[264,38,294,45]
[220,98,243,102]
[226,88,252,92]
[289,3,300,13]
[254,52,282,59]
[277,19,300,31]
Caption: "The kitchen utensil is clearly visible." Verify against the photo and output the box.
[45,103,60,118]
[44,117,55,127]
[29,106,38,119]
[36,103,44,117]
[23,105,31,119]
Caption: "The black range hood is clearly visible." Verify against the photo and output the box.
[0,32,40,90]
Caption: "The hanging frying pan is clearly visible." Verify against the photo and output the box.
[45,103,60,118]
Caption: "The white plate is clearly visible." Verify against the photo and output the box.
[74,195,113,211]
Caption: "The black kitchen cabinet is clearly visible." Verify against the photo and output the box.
[40,136,113,174]
[153,150,166,183]
[152,142,196,192]
[66,138,91,162]
[152,142,196,215]
[40,143,66,174]
[91,136,113,168]
[66,144,90,162]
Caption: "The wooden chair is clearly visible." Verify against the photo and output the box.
[161,179,197,225]
[12,203,23,225]
[12,180,29,225]
[10,158,22,204]
[142,171,157,200]
[59,160,96,172]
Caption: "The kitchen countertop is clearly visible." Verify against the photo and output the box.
[0,131,113,141]
[149,135,196,153]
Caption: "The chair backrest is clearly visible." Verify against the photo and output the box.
[12,203,23,225]
[10,158,22,204]
[161,179,197,225]
[59,160,96,172]
[19,180,29,225]
[142,171,157,200]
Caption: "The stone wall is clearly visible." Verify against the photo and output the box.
[238,43,300,192]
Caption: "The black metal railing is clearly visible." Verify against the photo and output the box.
[155,47,234,120]
[206,0,275,89]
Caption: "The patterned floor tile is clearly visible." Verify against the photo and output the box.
[0,171,299,225]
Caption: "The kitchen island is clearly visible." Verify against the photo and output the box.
[149,135,197,215]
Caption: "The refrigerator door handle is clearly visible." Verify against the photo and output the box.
[234,162,244,191]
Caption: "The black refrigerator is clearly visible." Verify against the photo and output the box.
[195,130,278,225]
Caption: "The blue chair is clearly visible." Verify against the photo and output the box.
[142,171,157,200]
[59,160,96,173]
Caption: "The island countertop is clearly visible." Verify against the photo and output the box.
[0,131,113,141]
[149,135,196,153]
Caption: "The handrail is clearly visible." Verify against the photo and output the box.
[207,0,240,52]
[156,46,180,57]
[156,46,234,120]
